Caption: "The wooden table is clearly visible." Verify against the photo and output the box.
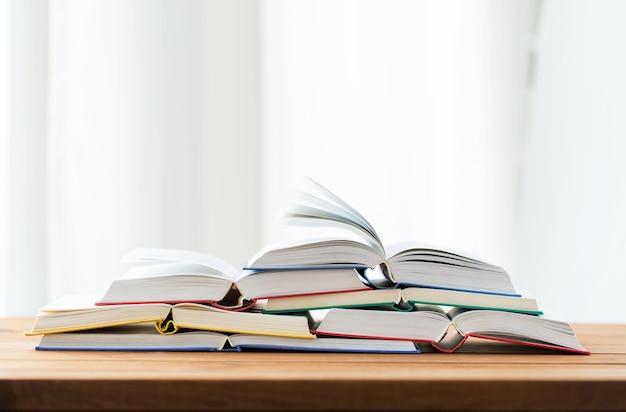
[1,318,625,411]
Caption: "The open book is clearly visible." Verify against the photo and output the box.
[35,324,233,351]
[96,248,370,308]
[264,287,542,315]
[245,178,517,296]
[26,294,314,338]
[312,306,589,354]
[35,324,420,354]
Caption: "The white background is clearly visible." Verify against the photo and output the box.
[1,0,624,322]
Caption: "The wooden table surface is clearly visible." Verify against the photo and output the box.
[1,318,625,411]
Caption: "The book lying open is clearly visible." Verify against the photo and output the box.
[96,248,370,309]
[245,178,517,296]
[264,287,542,315]
[26,294,314,338]
[35,324,231,351]
[35,324,420,354]
[312,306,589,354]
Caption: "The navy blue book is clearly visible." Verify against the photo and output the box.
[35,324,420,354]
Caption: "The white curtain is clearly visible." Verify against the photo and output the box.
[2,0,49,316]
[3,0,623,322]
[515,0,626,322]
[1,0,262,316]
[262,0,626,322]
[0,0,10,315]
[261,0,536,275]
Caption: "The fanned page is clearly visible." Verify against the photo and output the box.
[122,247,241,280]
[283,178,385,256]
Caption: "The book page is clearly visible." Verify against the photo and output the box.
[121,248,240,279]
[118,262,234,281]
[38,294,102,313]
[385,241,501,267]
[282,177,385,255]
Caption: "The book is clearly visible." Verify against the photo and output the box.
[263,287,542,315]
[96,248,370,308]
[227,334,419,353]
[312,306,589,354]
[245,178,517,296]
[26,294,314,338]
[35,324,420,354]
[35,324,231,351]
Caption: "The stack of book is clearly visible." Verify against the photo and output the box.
[26,179,589,354]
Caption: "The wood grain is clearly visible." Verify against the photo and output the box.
[1,318,625,411]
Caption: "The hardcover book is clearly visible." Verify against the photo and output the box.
[245,178,517,296]
[264,287,542,315]
[26,294,314,339]
[312,305,589,354]
[35,324,420,354]
[96,248,370,309]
